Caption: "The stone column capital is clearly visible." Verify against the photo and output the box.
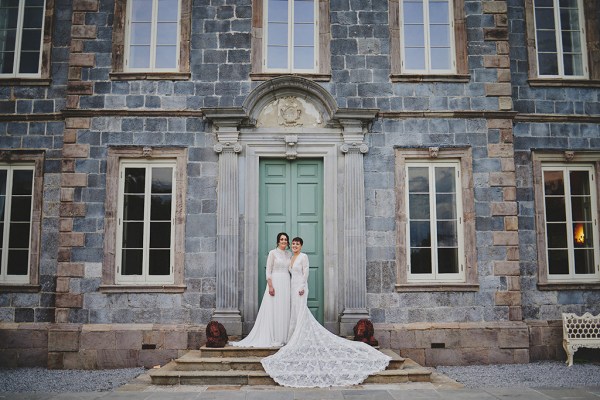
[340,142,369,154]
[214,142,243,154]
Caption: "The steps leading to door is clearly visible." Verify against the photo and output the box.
[149,345,432,386]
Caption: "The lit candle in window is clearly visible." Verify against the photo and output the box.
[574,224,585,245]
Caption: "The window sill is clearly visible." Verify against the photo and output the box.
[390,74,471,83]
[0,284,40,292]
[109,72,191,81]
[537,282,600,291]
[528,78,600,88]
[396,283,479,292]
[250,72,331,82]
[99,284,186,293]
[0,78,51,86]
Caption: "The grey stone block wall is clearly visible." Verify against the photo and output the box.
[509,0,600,320]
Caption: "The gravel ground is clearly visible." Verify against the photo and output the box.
[0,367,145,392]
[1,361,599,392]
[436,361,600,389]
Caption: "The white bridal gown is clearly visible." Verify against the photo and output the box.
[261,252,391,387]
[230,247,291,347]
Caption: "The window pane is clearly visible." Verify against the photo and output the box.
[18,50,40,73]
[430,25,450,47]
[403,1,423,23]
[149,249,170,275]
[437,221,457,247]
[546,223,568,248]
[569,171,590,195]
[158,0,178,21]
[156,22,177,45]
[131,0,152,21]
[0,169,5,195]
[130,22,151,45]
[535,7,555,30]
[559,6,580,30]
[563,52,583,76]
[122,221,144,248]
[571,197,592,222]
[124,168,146,193]
[150,222,171,247]
[151,167,173,193]
[10,196,31,221]
[437,248,458,273]
[538,53,558,75]
[409,194,430,219]
[537,31,557,52]
[25,0,45,7]
[0,51,15,73]
[293,46,314,69]
[7,249,28,275]
[294,0,314,23]
[150,194,172,220]
[435,166,455,193]
[23,6,43,28]
[268,23,288,46]
[544,170,564,195]
[294,23,314,46]
[0,196,4,221]
[429,1,449,24]
[548,249,569,274]
[267,46,287,69]
[12,170,33,195]
[410,220,431,247]
[410,248,431,274]
[408,167,429,192]
[574,249,595,274]
[404,24,425,47]
[121,249,143,275]
[0,6,19,29]
[545,197,566,221]
[155,46,177,69]
[123,195,145,221]
[572,222,593,248]
[8,222,30,248]
[268,0,288,22]
[561,30,581,53]
[404,48,425,70]
[430,48,451,70]
[436,193,456,219]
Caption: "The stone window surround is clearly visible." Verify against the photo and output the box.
[395,147,478,291]
[250,0,331,81]
[101,146,187,293]
[0,0,54,86]
[110,0,191,81]
[524,0,600,87]
[388,0,470,83]
[533,151,600,291]
[0,150,44,293]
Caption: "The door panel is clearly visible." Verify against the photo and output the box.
[259,158,323,323]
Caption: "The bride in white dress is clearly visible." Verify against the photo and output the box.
[261,237,391,387]
[230,232,291,347]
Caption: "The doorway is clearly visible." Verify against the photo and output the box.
[258,158,324,323]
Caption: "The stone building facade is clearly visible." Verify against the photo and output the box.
[0,0,598,368]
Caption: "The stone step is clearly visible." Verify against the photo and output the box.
[199,345,279,358]
[149,358,431,386]
[174,349,405,371]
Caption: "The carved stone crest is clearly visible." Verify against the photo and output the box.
[277,97,303,127]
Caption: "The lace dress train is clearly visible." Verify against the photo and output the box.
[261,252,391,387]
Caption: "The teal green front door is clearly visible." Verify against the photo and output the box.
[258,159,324,323]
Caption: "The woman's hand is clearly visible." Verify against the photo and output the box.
[269,285,275,296]
[298,289,304,296]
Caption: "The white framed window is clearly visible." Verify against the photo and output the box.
[400,0,455,74]
[0,165,34,284]
[264,0,318,73]
[124,0,181,72]
[0,0,46,78]
[116,160,176,284]
[542,164,599,282]
[406,161,464,282]
[533,0,587,78]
